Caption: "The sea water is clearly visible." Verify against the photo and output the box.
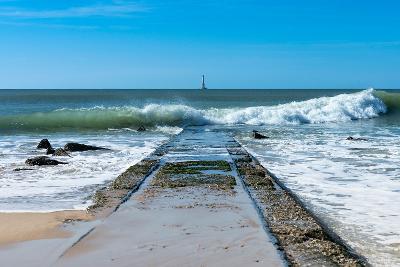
[0,88,399,265]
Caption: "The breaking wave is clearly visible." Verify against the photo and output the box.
[374,90,400,113]
[0,89,390,132]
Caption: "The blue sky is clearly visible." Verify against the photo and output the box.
[0,0,399,89]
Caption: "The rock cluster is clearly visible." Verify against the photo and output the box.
[37,139,52,149]
[346,136,368,141]
[137,125,146,132]
[252,130,268,139]
[25,156,67,166]
[20,139,110,168]
[64,143,108,152]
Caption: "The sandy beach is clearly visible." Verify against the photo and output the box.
[0,211,93,246]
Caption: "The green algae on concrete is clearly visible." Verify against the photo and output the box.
[161,161,231,174]
[111,160,158,190]
[88,190,110,211]
[152,161,236,190]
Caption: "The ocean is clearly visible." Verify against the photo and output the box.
[0,89,399,265]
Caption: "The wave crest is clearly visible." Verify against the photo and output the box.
[0,89,388,131]
[210,88,387,125]
[374,90,400,113]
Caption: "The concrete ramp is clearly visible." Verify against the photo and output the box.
[56,127,284,267]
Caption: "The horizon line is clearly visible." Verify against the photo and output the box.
[0,88,398,90]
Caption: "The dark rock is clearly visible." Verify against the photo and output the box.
[37,139,52,149]
[53,148,71,157]
[46,147,71,157]
[346,136,368,141]
[64,143,108,152]
[13,168,34,171]
[46,147,55,155]
[137,125,146,132]
[252,130,268,139]
[25,156,67,166]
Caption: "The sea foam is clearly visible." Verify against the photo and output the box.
[209,88,387,125]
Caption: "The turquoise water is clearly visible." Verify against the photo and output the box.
[0,89,399,265]
[0,89,366,115]
[0,89,398,132]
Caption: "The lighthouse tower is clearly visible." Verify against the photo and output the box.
[201,75,207,90]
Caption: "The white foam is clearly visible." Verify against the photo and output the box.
[155,126,183,135]
[205,89,386,125]
[0,132,169,212]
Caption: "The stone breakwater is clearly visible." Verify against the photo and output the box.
[80,126,368,266]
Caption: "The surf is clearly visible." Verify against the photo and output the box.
[0,89,390,132]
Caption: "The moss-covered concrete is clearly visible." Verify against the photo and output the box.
[152,161,236,190]
[111,160,158,190]
[157,160,231,175]
[87,189,110,210]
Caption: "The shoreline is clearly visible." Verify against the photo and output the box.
[0,140,170,249]
[0,208,89,213]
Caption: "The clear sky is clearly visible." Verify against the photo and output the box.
[0,0,399,89]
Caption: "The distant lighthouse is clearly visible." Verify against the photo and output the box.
[201,75,207,90]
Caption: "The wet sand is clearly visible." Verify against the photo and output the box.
[0,211,93,246]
